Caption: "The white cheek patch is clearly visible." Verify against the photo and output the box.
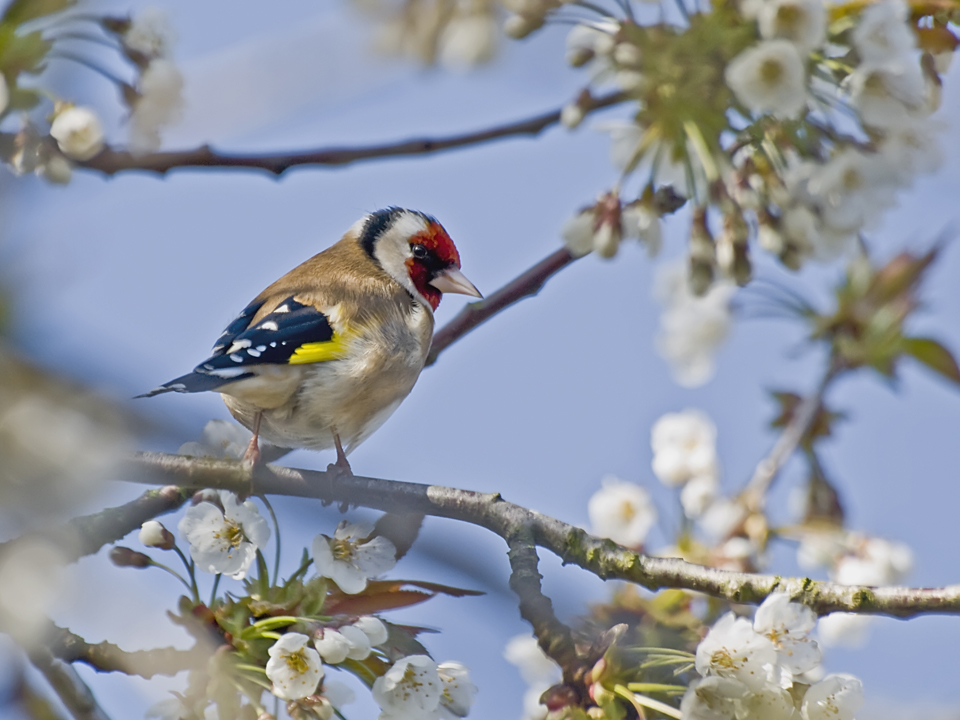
[371,213,429,300]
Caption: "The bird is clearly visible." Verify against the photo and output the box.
[138,207,481,468]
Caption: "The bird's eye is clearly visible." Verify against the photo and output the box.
[411,244,429,260]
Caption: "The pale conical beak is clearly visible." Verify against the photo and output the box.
[430,267,483,298]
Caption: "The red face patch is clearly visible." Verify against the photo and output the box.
[405,221,461,311]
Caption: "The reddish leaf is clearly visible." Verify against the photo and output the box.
[902,336,960,385]
[325,589,436,615]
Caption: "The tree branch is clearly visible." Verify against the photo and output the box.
[47,624,207,679]
[0,486,190,564]
[28,647,113,720]
[427,248,578,366]
[507,531,587,686]
[72,93,625,177]
[127,452,960,619]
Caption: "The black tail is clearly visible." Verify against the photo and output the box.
[134,370,250,399]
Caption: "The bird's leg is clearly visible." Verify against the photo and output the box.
[242,411,263,466]
[327,432,353,477]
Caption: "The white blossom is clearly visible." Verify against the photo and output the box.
[801,674,864,720]
[695,612,778,690]
[622,204,662,256]
[437,662,477,718]
[561,103,585,129]
[265,633,324,701]
[878,118,944,181]
[561,210,596,258]
[504,634,560,720]
[38,154,73,184]
[324,679,356,709]
[313,521,397,594]
[832,537,913,586]
[314,628,353,664]
[757,0,826,52]
[0,539,69,646]
[438,11,498,67]
[725,40,807,119]
[587,476,657,547]
[681,475,719,518]
[145,697,188,720]
[739,684,800,720]
[680,676,748,720]
[847,61,926,129]
[177,490,269,579]
[130,59,184,154]
[753,593,822,677]
[698,497,747,541]
[597,120,644,172]
[655,261,735,387]
[50,106,105,161]
[651,409,718,487]
[178,419,252,460]
[851,0,915,64]
[0,75,8,114]
[816,613,873,649]
[355,615,389,646]
[124,7,176,59]
[373,654,443,719]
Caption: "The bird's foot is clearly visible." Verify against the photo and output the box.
[327,433,353,477]
[241,435,262,467]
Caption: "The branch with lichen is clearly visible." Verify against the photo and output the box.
[127,452,960,618]
[28,646,113,720]
[61,92,624,177]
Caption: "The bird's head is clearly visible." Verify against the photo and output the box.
[358,207,482,311]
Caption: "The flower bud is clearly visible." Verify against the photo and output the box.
[139,520,176,550]
[49,106,105,161]
[109,546,151,568]
[503,14,542,39]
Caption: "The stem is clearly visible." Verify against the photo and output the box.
[47,51,129,87]
[148,560,193,593]
[208,573,221,607]
[614,685,683,720]
[260,494,282,585]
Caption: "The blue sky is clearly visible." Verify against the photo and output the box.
[4,1,960,718]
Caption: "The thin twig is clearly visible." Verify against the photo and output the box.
[739,358,843,512]
[427,248,578,366]
[28,647,113,720]
[0,486,190,564]
[127,452,960,619]
[72,92,626,177]
[46,624,208,679]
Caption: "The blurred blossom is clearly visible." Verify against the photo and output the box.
[313,520,397,594]
[681,475,718,518]
[438,10,498,68]
[0,75,7,114]
[123,6,177,60]
[851,0,915,63]
[0,539,69,646]
[753,593,822,680]
[754,0,826,52]
[178,490,270,579]
[265,633,324,700]
[698,498,747,542]
[178,419,252,459]
[654,261,735,387]
[831,537,913,586]
[130,59,185,154]
[0,349,133,517]
[650,409,718,487]
[504,634,560,720]
[587,476,657,547]
[816,613,873,649]
[725,40,807,119]
[49,106,104,161]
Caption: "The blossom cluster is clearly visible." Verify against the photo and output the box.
[0,5,184,183]
[547,0,949,288]
[133,489,477,720]
[684,593,864,720]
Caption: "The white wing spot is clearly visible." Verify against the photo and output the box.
[256,345,267,352]
[270,342,277,348]
[260,321,279,331]
[247,349,261,358]
[210,367,247,378]
[229,353,244,363]
[274,304,290,313]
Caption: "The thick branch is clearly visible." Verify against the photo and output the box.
[507,531,587,685]
[0,486,189,564]
[28,647,112,720]
[128,453,960,619]
[73,93,624,177]
[48,624,205,679]
[427,248,577,365]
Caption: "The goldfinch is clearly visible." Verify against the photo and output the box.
[139,208,481,467]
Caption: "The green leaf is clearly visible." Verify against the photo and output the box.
[0,27,52,75]
[902,337,960,385]
[2,0,75,26]
[5,84,39,110]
